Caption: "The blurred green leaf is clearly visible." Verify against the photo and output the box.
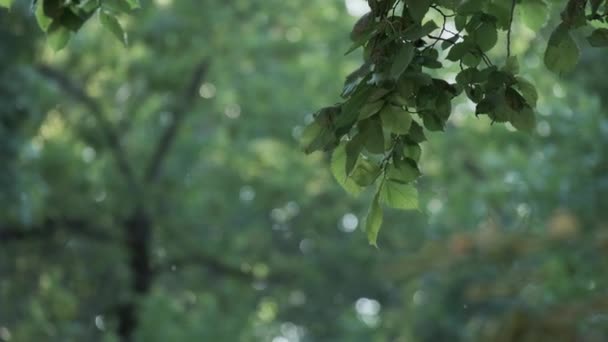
[99,10,126,45]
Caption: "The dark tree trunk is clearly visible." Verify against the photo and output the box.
[117,207,152,342]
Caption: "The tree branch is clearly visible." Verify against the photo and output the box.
[0,217,116,243]
[35,65,140,195]
[158,252,291,284]
[144,59,211,184]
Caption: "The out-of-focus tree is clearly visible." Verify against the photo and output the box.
[1,1,608,342]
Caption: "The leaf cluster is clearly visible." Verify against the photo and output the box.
[302,0,608,245]
[1,0,139,49]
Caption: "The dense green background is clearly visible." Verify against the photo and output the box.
[1,0,608,341]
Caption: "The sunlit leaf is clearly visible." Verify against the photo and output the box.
[379,180,418,210]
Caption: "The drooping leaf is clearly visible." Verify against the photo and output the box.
[99,10,127,45]
[379,180,419,210]
[510,106,537,133]
[35,0,53,32]
[515,77,539,107]
[300,121,332,154]
[544,24,579,74]
[365,191,383,247]
[345,134,364,175]
[330,144,363,196]
[358,100,385,120]
[390,43,415,79]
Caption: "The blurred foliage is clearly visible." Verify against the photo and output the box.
[1,0,608,342]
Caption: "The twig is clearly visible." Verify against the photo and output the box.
[507,0,517,57]
[144,59,210,184]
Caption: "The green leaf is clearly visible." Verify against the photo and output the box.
[345,134,364,175]
[380,105,412,134]
[43,0,64,18]
[588,28,608,47]
[406,0,431,23]
[350,158,381,186]
[446,41,470,62]
[342,63,371,98]
[390,43,415,79]
[331,144,363,196]
[350,12,373,41]
[474,22,498,52]
[336,85,372,129]
[365,191,383,247]
[407,121,426,143]
[99,10,127,45]
[0,0,14,8]
[48,25,71,51]
[300,107,339,153]
[125,0,141,9]
[403,142,422,162]
[360,118,385,154]
[379,180,419,210]
[544,24,579,74]
[510,106,536,133]
[435,91,452,119]
[515,77,538,107]
[462,52,481,68]
[518,0,548,31]
[387,158,420,183]
[358,100,384,120]
[300,121,326,154]
[35,0,53,32]
[402,20,438,40]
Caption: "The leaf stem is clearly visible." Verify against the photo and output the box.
[507,0,517,57]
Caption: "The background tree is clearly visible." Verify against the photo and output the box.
[1,0,608,341]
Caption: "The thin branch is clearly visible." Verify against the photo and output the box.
[35,65,140,195]
[144,59,211,184]
[158,253,291,284]
[507,0,517,57]
[0,217,116,243]
[159,253,255,280]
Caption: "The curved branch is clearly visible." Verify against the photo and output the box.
[144,59,211,184]
[35,65,140,195]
